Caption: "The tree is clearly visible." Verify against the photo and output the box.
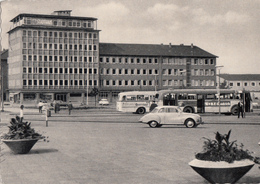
[89,87,99,106]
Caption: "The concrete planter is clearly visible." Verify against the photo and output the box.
[189,159,255,183]
[2,139,39,154]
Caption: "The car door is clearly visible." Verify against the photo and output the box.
[157,108,167,124]
[164,107,180,124]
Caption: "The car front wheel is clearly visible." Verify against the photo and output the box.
[149,121,158,128]
[185,118,196,128]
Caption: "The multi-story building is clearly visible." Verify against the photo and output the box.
[7,10,218,105]
[8,10,100,104]
[0,50,8,102]
[99,43,217,99]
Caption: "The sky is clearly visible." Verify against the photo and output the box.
[0,0,260,74]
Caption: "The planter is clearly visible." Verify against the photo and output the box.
[189,159,255,184]
[2,139,39,154]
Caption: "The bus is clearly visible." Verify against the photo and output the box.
[116,91,157,114]
[154,89,252,115]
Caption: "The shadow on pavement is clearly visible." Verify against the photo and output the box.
[28,148,59,154]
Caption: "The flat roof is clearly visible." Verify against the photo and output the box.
[10,13,97,22]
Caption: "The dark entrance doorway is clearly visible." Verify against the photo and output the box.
[197,94,205,113]
[55,94,67,102]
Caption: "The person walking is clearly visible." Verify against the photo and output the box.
[68,101,73,115]
[20,104,24,122]
[38,101,44,113]
[238,100,244,118]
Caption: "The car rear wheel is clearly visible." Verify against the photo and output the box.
[185,118,196,128]
[136,107,146,114]
[149,121,158,128]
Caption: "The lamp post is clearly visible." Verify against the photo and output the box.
[180,70,186,89]
[0,1,3,112]
[216,65,224,115]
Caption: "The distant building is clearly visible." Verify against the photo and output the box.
[220,74,260,91]
[0,50,8,101]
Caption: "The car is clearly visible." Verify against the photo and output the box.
[99,99,109,105]
[51,100,68,107]
[139,106,203,128]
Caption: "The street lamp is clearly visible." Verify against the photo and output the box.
[179,70,186,89]
[216,65,224,115]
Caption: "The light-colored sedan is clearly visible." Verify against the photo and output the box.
[99,99,109,105]
[139,106,203,128]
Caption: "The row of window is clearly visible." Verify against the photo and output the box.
[101,80,157,86]
[100,68,158,75]
[23,67,98,74]
[162,69,215,76]
[100,57,158,64]
[162,79,215,87]
[23,43,97,51]
[23,55,97,62]
[23,30,97,39]
[100,57,215,66]
[23,79,97,86]
[162,58,215,65]
[229,81,260,87]
[22,37,97,45]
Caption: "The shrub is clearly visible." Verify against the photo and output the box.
[195,130,254,163]
[1,116,45,140]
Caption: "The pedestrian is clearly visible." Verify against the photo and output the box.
[54,101,60,114]
[149,101,157,112]
[68,101,73,115]
[238,100,244,118]
[20,104,24,122]
[38,100,44,113]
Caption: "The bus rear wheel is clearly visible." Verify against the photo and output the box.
[183,107,193,113]
[136,107,146,114]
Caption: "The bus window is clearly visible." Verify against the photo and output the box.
[206,94,215,99]
[137,95,144,100]
[126,95,136,101]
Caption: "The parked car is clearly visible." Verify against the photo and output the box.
[98,99,109,105]
[139,106,203,128]
[51,100,68,107]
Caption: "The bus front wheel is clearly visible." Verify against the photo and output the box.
[136,107,146,114]
[231,106,238,115]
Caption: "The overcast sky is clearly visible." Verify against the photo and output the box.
[1,0,260,74]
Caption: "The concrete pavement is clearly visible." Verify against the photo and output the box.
[0,106,260,184]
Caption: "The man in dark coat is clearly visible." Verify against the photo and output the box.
[238,100,244,118]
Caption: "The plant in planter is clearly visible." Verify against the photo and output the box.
[1,116,47,154]
[189,130,260,184]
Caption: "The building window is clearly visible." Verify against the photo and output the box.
[237,82,240,86]
[244,82,248,86]
[229,82,233,86]
[252,82,255,86]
